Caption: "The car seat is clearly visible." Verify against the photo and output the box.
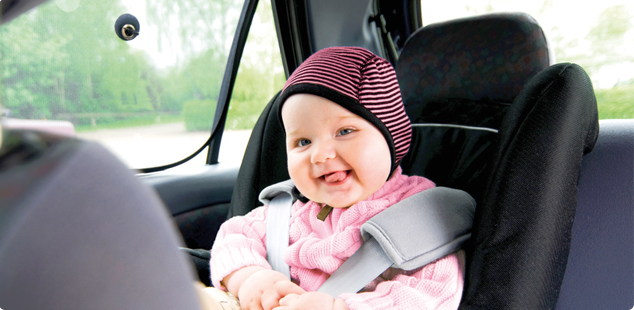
[0,130,202,310]
[395,13,599,309]
[227,12,599,309]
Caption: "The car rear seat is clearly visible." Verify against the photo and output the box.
[556,119,634,309]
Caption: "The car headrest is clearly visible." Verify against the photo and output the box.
[396,12,551,125]
[0,130,201,310]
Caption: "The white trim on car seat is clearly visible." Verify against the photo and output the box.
[412,123,499,134]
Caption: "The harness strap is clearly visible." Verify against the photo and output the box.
[260,181,476,298]
[261,180,295,279]
[317,237,392,297]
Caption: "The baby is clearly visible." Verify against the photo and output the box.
[208,47,464,310]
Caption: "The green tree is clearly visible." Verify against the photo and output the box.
[0,13,69,119]
[145,0,242,124]
[0,0,161,121]
[227,0,285,130]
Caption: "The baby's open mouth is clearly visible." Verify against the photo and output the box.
[322,170,350,183]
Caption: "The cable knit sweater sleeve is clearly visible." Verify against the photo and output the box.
[339,251,465,310]
[209,206,272,289]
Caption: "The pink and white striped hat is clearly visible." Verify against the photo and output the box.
[278,46,412,174]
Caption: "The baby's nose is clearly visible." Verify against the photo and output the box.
[310,142,336,164]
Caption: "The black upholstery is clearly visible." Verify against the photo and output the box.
[398,12,550,116]
[462,62,598,309]
[228,91,288,217]
[0,130,201,310]
[395,13,599,309]
[397,13,551,202]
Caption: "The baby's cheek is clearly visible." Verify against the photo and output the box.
[287,160,317,201]
[287,156,305,182]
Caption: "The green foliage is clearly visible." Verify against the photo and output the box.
[182,99,216,131]
[595,85,634,119]
[0,13,69,119]
[228,67,272,130]
[0,0,161,119]
[0,0,239,127]
[226,0,286,130]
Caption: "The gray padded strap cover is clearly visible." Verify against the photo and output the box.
[360,187,475,270]
[259,179,295,206]
[319,187,475,297]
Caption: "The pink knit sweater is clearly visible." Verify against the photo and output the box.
[210,167,465,309]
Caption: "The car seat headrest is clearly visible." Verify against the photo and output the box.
[396,12,550,121]
[0,131,201,310]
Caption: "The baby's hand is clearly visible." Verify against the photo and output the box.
[238,269,306,310]
[275,292,349,310]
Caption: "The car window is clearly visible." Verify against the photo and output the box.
[0,0,244,169]
[219,0,286,164]
[420,0,634,120]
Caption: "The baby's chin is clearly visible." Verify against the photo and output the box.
[311,193,373,209]
[300,193,352,209]
[323,202,352,209]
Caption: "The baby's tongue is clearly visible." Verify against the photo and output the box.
[324,171,347,183]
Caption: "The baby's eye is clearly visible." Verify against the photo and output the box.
[338,128,354,136]
[297,138,311,147]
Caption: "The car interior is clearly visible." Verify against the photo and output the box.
[0,0,632,309]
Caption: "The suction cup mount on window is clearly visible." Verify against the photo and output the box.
[115,14,140,41]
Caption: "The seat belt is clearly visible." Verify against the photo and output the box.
[259,181,475,298]
[261,179,295,279]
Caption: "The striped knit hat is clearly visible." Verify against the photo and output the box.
[278,46,412,175]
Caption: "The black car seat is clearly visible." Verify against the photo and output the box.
[395,13,598,309]
[228,91,287,218]
[0,130,202,310]
[226,12,599,309]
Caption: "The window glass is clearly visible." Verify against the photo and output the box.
[420,0,634,119]
[0,0,242,168]
[218,0,286,163]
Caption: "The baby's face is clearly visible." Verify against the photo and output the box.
[282,94,391,208]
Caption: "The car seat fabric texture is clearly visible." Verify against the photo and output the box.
[398,12,550,108]
[228,91,289,218]
[397,12,551,202]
